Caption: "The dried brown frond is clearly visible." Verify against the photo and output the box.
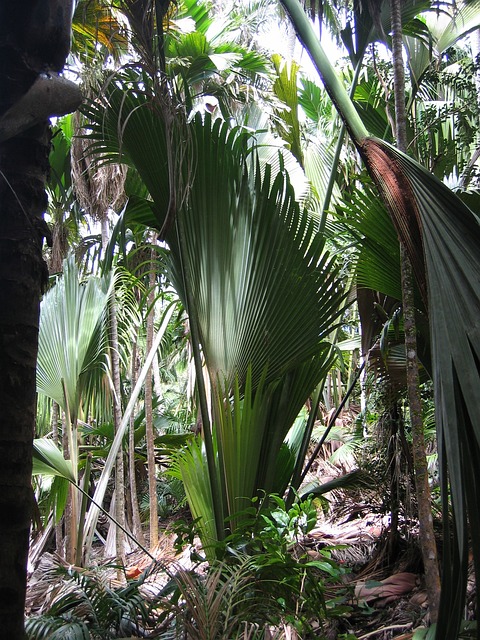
[71,108,127,222]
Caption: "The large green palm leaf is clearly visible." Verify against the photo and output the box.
[169,114,345,391]
[37,256,112,427]
[84,82,345,391]
[362,138,480,637]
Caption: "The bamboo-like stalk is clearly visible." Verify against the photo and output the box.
[145,245,159,549]
[83,302,177,559]
[75,453,92,567]
[110,295,127,569]
[128,341,146,546]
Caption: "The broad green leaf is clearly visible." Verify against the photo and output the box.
[169,114,345,393]
[272,54,303,166]
[360,135,480,640]
[32,438,75,482]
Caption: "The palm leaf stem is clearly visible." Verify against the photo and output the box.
[280,0,368,143]
[300,360,366,484]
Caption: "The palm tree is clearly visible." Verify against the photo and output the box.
[82,33,348,545]
[37,256,113,563]
[389,0,440,619]
[279,0,480,636]
[0,2,81,635]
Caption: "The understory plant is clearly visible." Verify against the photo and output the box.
[169,494,351,638]
[26,496,349,640]
[25,562,156,639]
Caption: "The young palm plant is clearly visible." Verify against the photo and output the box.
[82,64,347,550]
[37,256,113,563]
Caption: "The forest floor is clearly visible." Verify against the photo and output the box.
[26,430,476,639]
[26,504,447,639]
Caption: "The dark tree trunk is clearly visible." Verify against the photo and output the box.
[0,2,80,636]
[389,0,440,622]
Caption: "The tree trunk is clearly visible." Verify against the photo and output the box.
[390,0,440,622]
[110,299,127,570]
[53,404,64,555]
[129,341,146,546]
[0,154,45,636]
[0,3,80,634]
[145,244,158,548]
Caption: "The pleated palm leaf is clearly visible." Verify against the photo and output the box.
[37,256,112,441]
[279,1,480,636]
[82,75,346,546]
[36,255,112,561]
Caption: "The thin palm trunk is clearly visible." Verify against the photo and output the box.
[129,341,146,546]
[52,402,65,555]
[110,298,126,569]
[389,0,440,621]
[145,244,158,548]
[65,418,80,563]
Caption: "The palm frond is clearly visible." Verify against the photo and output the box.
[173,437,218,561]
[170,113,346,393]
[37,256,112,425]
[335,183,402,300]
[271,54,303,167]
[360,136,480,638]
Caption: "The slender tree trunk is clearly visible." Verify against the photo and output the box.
[110,298,126,569]
[52,402,64,555]
[145,244,158,548]
[129,341,146,546]
[390,0,440,622]
[65,416,80,564]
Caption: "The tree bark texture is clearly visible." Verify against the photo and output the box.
[0,2,79,635]
[390,0,440,622]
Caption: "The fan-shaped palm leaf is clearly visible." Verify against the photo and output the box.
[37,256,111,429]
[169,114,345,390]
